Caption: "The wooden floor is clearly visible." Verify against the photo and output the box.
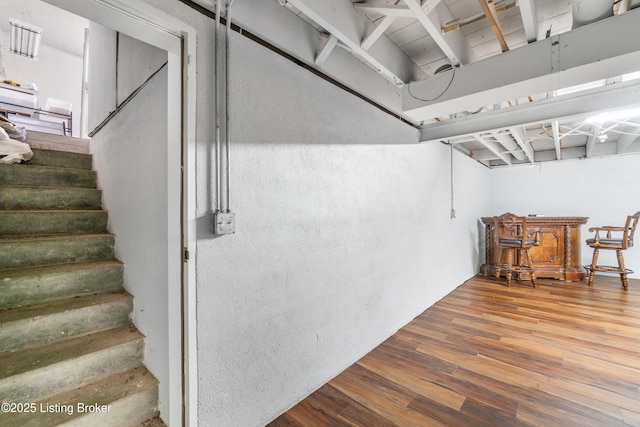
[269,275,640,426]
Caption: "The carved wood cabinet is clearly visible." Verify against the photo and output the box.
[480,216,588,281]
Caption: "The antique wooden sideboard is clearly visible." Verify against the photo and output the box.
[480,216,588,281]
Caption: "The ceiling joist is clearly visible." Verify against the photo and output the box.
[551,120,562,160]
[477,0,509,52]
[361,15,395,51]
[404,8,640,121]
[419,80,640,142]
[472,134,512,164]
[285,0,425,84]
[315,34,338,65]
[508,127,535,162]
[518,0,538,43]
[403,0,475,66]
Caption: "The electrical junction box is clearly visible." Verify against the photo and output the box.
[214,211,235,235]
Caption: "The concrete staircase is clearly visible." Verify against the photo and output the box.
[0,135,161,426]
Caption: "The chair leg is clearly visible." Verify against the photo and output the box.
[505,249,513,287]
[495,249,502,279]
[587,248,599,286]
[525,249,536,288]
[616,249,629,290]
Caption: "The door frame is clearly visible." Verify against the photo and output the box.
[43,1,198,425]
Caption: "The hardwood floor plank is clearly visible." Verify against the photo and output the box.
[336,400,400,427]
[330,363,415,408]
[267,413,305,427]
[271,276,640,426]
[272,384,352,426]
[356,352,467,411]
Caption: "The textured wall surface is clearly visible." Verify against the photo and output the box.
[193,31,491,426]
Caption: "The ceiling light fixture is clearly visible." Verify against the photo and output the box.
[9,18,42,60]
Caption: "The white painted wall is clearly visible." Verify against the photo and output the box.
[116,33,167,106]
[193,29,491,426]
[87,23,168,134]
[490,154,640,279]
[1,31,83,136]
[89,62,170,419]
[87,22,116,132]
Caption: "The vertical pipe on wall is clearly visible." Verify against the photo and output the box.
[450,143,456,219]
[223,0,234,213]
[214,0,222,212]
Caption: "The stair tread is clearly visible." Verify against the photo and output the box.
[0,290,131,324]
[0,209,106,213]
[0,234,116,271]
[0,325,143,380]
[25,131,90,154]
[0,184,100,190]
[0,260,123,278]
[0,233,114,243]
[0,260,124,310]
[0,163,97,189]
[1,366,158,427]
[0,162,97,173]
[0,186,102,210]
[0,210,109,237]
[28,148,93,170]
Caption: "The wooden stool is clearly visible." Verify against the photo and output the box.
[585,212,639,290]
[493,213,540,287]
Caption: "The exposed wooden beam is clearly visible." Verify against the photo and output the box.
[353,3,414,18]
[315,34,338,66]
[443,2,516,33]
[551,120,562,160]
[508,126,534,162]
[585,125,598,157]
[472,134,512,164]
[518,0,538,42]
[285,0,426,85]
[404,8,640,121]
[361,15,395,51]
[403,0,475,66]
[478,0,509,52]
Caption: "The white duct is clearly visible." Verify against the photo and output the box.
[571,0,614,28]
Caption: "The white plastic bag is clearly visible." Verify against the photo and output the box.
[0,126,33,164]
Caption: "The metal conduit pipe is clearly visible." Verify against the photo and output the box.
[214,0,222,212]
[223,0,234,213]
[210,0,235,234]
[491,130,526,161]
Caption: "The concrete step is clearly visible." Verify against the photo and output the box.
[0,234,115,270]
[0,261,124,310]
[0,164,97,188]
[0,186,103,210]
[28,148,93,170]
[25,130,90,154]
[0,325,144,404]
[0,210,108,236]
[1,366,159,427]
[0,291,132,354]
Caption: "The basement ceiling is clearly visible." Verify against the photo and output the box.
[278,0,640,167]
